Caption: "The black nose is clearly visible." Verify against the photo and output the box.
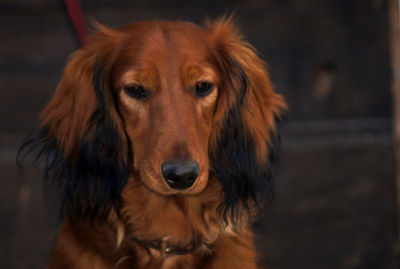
[161,160,199,190]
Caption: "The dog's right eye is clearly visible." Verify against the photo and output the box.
[195,81,214,97]
[124,84,148,101]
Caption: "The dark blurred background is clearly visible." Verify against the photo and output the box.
[0,0,397,268]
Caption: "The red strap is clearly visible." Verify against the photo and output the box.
[64,0,88,46]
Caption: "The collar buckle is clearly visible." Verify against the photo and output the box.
[160,236,171,258]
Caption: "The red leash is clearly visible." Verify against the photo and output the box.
[64,0,88,46]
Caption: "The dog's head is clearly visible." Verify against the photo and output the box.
[19,17,286,223]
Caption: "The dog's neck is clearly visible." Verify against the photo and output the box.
[119,176,224,250]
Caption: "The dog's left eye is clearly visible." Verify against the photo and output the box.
[124,84,148,101]
[195,81,214,97]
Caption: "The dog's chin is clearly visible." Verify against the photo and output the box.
[136,172,209,196]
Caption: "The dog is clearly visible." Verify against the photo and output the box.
[19,16,286,268]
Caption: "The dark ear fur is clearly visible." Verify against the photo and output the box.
[208,17,286,226]
[18,26,129,220]
[209,60,281,225]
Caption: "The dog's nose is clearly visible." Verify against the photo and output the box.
[161,160,199,190]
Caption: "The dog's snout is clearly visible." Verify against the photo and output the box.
[161,160,199,190]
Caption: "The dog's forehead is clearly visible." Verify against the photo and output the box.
[114,21,215,85]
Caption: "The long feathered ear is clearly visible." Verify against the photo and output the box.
[207,17,287,225]
[18,24,129,220]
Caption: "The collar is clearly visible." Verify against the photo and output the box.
[132,235,204,258]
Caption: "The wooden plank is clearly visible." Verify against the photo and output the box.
[255,146,397,268]
[389,0,400,259]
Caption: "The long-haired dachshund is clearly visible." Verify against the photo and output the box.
[19,17,286,268]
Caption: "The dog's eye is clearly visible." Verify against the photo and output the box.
[124,84,148,101]
[195,81,214,97]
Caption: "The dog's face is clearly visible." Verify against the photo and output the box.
[19,18,286,222]
[113,22,220,195]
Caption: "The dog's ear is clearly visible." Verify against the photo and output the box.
[18,24,129,220]
[207,17,287,225]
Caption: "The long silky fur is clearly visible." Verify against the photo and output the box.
[211,58,280,226]
[17,64,130,221]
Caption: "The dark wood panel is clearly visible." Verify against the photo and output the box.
[0,72,61,133]
[0,8,77,71]
[255,146,397,269]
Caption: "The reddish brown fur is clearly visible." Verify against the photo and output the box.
[43,17,286,268]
